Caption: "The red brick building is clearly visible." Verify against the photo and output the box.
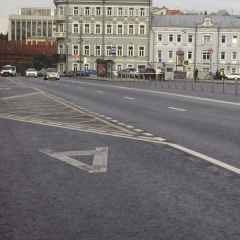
[0,40,57,73]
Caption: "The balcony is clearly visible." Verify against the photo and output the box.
[54,32,66,39]
[55,15,65,21]
[56,54,67,62]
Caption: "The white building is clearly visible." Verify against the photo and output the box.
[151,15,240,79]
[9,8,55,43]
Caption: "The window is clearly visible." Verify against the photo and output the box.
[188,34,193,43]
[117,25,123,35]
[169,51,173,59]
[117,46,123,56]
[73,24,79,33]
[58,44,64,54]
[140,8,145,16]
[232,52,237,60]
[139,46,145,57]
[222,35,226,43]
[202,51,210,61]
[221,52,225,60]
[158,34,162,41]
[129,8,134,16]
[96,7,101,16]
[84,24,90,34]
[106,24,112,34]
[177,34,182,42]
[129,25,134,35]
[117,65,122,71]
[85,7,90,16]
[73,45,79,55]
[84,64,89,71]
[188,51,192,60]
[233,35,238,44]
[73,64,78,72]
[169,34,173,42]
[106,46,112,56]
[158,50,162,63]
[232,68,236,74]
[59,6,64,16]
[95,24,101,34]
[118,8,123,16]
[95,45,101,56]
[128,46,134,56]
[139,25,145,35]
[84,45,90,56]
[107,7,112,16]
[59,23,64,32]
[73,6,79,15]
[203,35,211,44]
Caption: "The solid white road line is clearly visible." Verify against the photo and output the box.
[71,80,240,107]
[165,142,240,175]
[1,91,41,100]
[168,106,187,112]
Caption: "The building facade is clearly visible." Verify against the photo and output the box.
[151,15,240,79]
[9,8,55,43]
[54,0,152,73]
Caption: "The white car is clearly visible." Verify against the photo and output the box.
[224,73,240,80]
[0,65,16,77]
[44,68,60,80]
[25,68,38,78]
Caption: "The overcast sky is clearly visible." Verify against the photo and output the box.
[0,0,239,33]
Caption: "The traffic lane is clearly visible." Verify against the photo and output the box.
[21,78,240,166]
[1,119,240,240]
[63,77,240,103]
[19,77,240,123]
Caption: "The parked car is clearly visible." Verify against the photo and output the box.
[25,68,38,78]
[224,73,240,80]
[87,69,97,75]
[44,68,60,80]
[0,65,17,77]
[77,70,90,77]
[37,68,47,77]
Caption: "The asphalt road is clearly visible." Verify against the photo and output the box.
[0,77,240,240]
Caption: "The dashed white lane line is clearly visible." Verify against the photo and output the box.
[111,120,119,123]
[126,125,134,129]
[72,80,240,107]
[142,133,154,137]
[96,90,104,94]
[1,91,41,100]
[105,117,113,120]
[134,129,144,133]
[123,96,135,101]
[168,106,187,112]
[0,87,11,90]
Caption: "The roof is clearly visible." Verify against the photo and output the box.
[152,15,240,28]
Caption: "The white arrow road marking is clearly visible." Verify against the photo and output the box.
[168,106,187,112]
[40,147,109,174]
